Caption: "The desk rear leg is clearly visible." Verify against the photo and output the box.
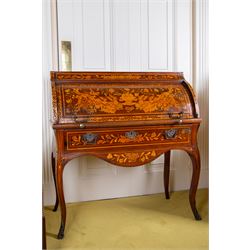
[51,152,59,212]
[163,151,171,199]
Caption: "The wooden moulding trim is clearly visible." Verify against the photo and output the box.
[52,118,202,129]
[50,71,184,81]
[66,141,191,151]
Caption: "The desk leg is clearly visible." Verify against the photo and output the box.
[42,213,47,249]
[56,157,66,239]
[187,148,202,220]
[51,153,59,212]
[163,151,171,199]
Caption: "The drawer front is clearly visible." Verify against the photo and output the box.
[66,126,192,151]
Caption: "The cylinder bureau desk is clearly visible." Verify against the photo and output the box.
[50,71,202,239]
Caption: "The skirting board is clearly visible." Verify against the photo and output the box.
[43,168,208,206]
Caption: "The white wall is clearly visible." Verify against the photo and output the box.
[43,0,208,205]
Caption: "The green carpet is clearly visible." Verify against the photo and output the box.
[44,189,208,250]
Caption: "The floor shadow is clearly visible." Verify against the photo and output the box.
[44,206,55,211]
[116,190,208,221]
[46,232,58,239]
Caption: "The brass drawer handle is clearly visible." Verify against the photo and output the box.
[125,131,138,139]
[165,129,177,139]
[82,133,98,144]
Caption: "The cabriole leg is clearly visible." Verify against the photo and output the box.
[187,148,202,220]
[51,152,59,212]
[163,150,171,199]
[56,157,66,239]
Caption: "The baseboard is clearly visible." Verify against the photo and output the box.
[43,168,208,206]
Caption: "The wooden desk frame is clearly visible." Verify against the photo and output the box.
[50,71,202,239]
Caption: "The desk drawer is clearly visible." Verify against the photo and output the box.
[65,126,192,150]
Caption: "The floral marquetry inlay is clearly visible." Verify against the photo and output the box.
[51,82,58,122]
[106,150,157,165]
[67,128,191,150]
[63,86,191,116]
[97,131,162,145]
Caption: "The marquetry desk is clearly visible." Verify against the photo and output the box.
[50,71,202,239]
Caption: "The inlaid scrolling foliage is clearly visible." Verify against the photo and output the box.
[69,132,162,147]
[98,131,162,145]
[63,86,190,115]
[106,150,157,165]
[70,135,82,147]
[51,82,58,122]
[68,128,190,148]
